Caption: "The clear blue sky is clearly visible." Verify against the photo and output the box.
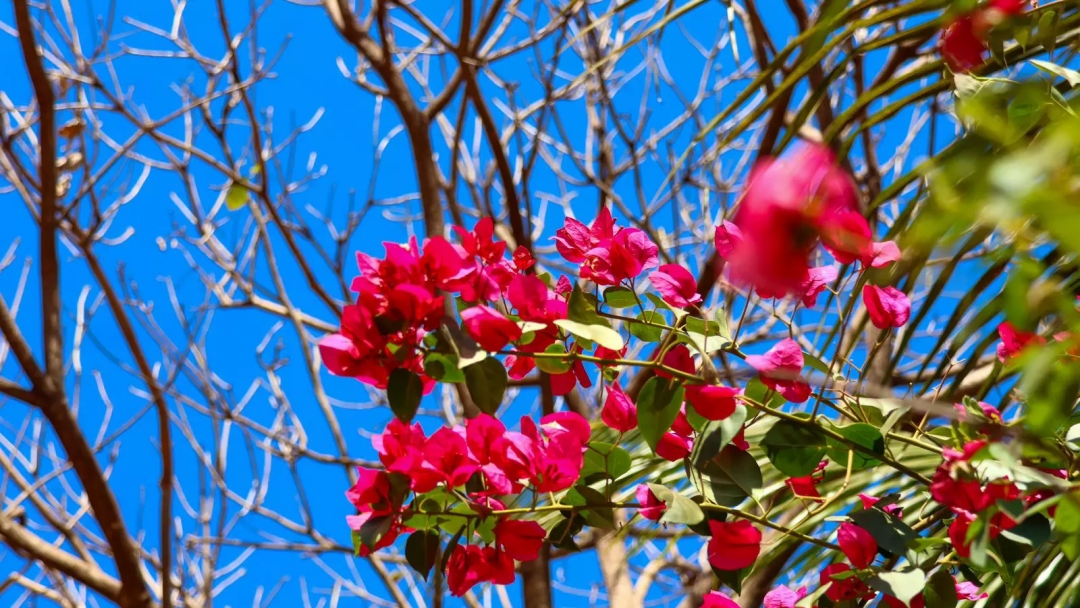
[0,0,986,606]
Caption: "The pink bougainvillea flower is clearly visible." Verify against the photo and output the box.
[554,206,616,263]
[720,143,862,298]
[707,519,762,571]
[863,285,911,329]
[655,344,696,379]
[820,563,873,602]
[494,519,546,561]
[785,460,827,501]
[948,510,976,558]
[453,217,507,264]
[838,522,877,569]
[461,305,522,352]
[582,228,660,286]
[763,585,808,608]
[731,425,750,451]
[819,208,873,264]
[955,579,988,600]
[346,467,391,510]
[650,264,703,309]
[636,484,667,521]
[686,384,740,421]
[507,274,552,321]
[870,240,902,268]
[346,510,404,557]
[495,414,589,493]
[714,220,744,257]
[858,493,903,517]
[799,265,838,308]
[996,321,1044,362]
[702,591,740,608]
[422,427,480,490]
[601,383,637,432]
[746,338,812,403]
[540,412,592,446]
[656,432,692,462]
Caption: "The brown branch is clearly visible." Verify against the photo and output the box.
[0,513,124,604]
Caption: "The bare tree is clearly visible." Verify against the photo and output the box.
[1,0,1077,606]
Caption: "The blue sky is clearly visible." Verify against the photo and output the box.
[0,0,1007,606]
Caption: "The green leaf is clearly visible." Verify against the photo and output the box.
[628,311,665,342]
[636,377,685,453]
[387,368,424,422]
[548,515,585,551]
[761,420,828,477]
[581,442,632,480]
[355,514,393,553]
[1031,59,1080,87]
[225,182,250,210]
[825,423,885,470]
[997,514,1050,562]
[923,568,959,608]
[535,344,572,374]
[1037,10,1059,54]
[868,569,925,606]
[848,507,918,556]
[802,351,831,375]
[564,485,615,530]
[423,353,465,383]
[743,377,785,409]
[568,283,608,326]
[689,405,748,470]
[405,530,440,580]
[464,356,507,415]
[688,445,762,507]
[554,319,625,351]
[714,566,751,596]
[646,483,704,525]
[603,286,639,309]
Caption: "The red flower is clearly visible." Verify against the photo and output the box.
[512,246,535,271]
[746,338,811,403]
[940,15,985,72]
[820,563,873,602]
[707,519,762,570]
[494,519,546,561]
[686,384,740,420]
[996,321,1044,362]
[720,143,863,297]
[446,545,515,596]
[461,305,522,352]
[798,265,838,308]
[819,208,873,264]
[493,414,589,493]
[837,522,877,569]
[863,284,911,329]
[656,432,692,461]
[785,460,827,501]
[650,264,703,309]
[656,344,696,379]
[636,484,667,521]
[601,383,637,432]
[702,591,740,608]
[882,594,925,608]
[466,414,516,494]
